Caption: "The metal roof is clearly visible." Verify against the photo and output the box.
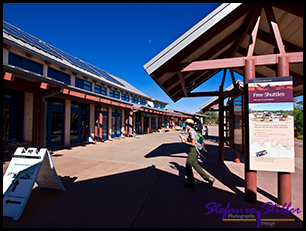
[143,3,303,102]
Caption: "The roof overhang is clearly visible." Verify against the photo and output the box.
[3,63,186,117]
[143,3,303,102]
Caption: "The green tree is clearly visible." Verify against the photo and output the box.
[196,110,218,125]
[293,99,303,137]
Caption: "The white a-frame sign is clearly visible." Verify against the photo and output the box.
[3,147,65,220]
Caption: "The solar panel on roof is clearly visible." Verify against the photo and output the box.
[3,21,124,87]
[83,62,124,86]
[43,42,101,75]
[3,21,62,59]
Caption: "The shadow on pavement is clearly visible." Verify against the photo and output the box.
[3,163,302,228]
[3,139,303,228]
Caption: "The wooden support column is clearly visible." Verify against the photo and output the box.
[277,55,292,206]
[125,110,133,137]
[244,58,257,203]
[94,105,103,141]
[218,87,224,162]
[99,107,103,141]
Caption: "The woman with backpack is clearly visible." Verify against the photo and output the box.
[180,119,215,189]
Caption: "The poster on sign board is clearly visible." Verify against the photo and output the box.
[3,147,65,220]
[248,76,294,172]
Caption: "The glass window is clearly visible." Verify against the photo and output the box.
[8,52,23,67]
[102,107,108,140]
[160,104,165,109]
[81,114,88,138]
[51,112,62,143]
[75,77,92,91]
[83,80,92,91]
[151,117,157,129]
[48,67,70,85]
[70,113,79,140]
[94,84,106,95]
[154,103,159,108]
[8,52,43,75]
[121,93,129,102]
[131,96,139,104]
[110,89,120,99]
[140,99,146,105]
[27,59,43,75]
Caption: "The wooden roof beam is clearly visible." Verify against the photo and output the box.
[181,52,303,72]
[230,4,262,57]
[178,72,187,97]
[263,4,286,54]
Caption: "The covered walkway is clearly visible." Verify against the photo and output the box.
[144,3,303,205]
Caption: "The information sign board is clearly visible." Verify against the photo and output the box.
[248,76,295,172]
[3,147,65,220]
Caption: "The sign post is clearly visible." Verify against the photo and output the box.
[248,76,294,172]
[3,147,65,220]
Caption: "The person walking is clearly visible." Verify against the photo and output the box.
[180,119,215,189]
[205,125,209,138]
[182,122,186,133]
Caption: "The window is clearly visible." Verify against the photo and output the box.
[140,99,146,105]
[154,103,159,108]
[48,67,70,85]
[8,52,43,75]
[70,101,89,143]
[111,108,122,138]
[160,104,165,109]
[131,96,139,104]
[151,117,157,130]
[75,77,92,91]
[109,89,120,99]
[121,93,130,102]
[3,89,24,141]
[94,84,106,95]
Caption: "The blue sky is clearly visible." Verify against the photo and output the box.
[3,3,302,113]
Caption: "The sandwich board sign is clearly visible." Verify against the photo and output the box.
[3,147,65,220]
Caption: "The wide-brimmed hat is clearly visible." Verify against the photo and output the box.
[185,119,194,127]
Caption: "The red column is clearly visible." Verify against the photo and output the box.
[99,107,103,141]
[128,110,133,137]
[95,105,103,141]
[277,55,291,206]
[244,58,257,203]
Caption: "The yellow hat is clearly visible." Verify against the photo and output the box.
[185,119,194,126]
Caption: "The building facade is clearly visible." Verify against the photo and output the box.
[3,21,191,149]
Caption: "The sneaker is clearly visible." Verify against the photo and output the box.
[208,178,215,189]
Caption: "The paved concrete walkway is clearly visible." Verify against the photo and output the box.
[3,126,303,228]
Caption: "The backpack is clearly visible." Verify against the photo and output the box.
[196,132,206,150]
